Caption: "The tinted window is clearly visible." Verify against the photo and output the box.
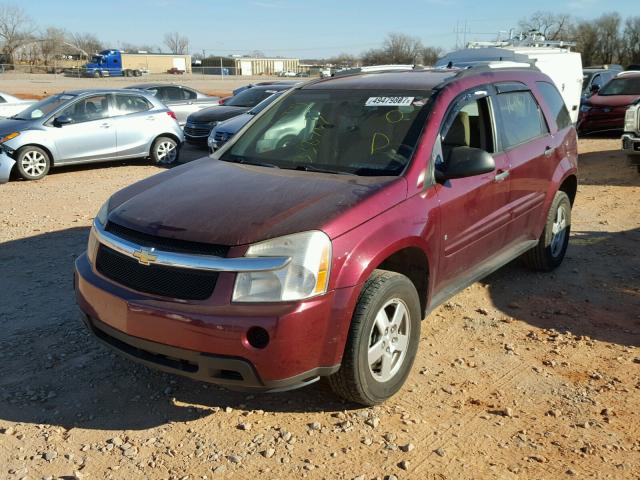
[441,96,494,163]
[599,77,640,95]
[0,95,6,104]
[182,88,197,100]
[495,91,547,149]
[221,89,431,176]
[536,81,572,130]
[115,94,152,114]
[226,88,282,108]
[60,95,110,123]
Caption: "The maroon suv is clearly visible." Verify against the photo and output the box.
[75,67,578,405]
[578,71,640,135]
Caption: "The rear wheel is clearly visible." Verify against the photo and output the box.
[151,136,178,165]
[16,146,50,180]
[328,270,421,405]
[522,191,571,271]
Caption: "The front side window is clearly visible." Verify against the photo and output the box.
[114,94,152,115]
[220,89,431,176]
[536,81,572,130]
[495,91,548,149]
[181,88,197,100]
[440,96,494,165]
[598,76,640,96]
[60,95,110,123]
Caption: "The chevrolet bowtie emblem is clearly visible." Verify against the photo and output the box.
[132,248,157,266]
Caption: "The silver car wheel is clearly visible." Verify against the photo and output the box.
[367,298,411,383]
[550,204,567,258]
[156,140,177,163]
[21,150,47,177]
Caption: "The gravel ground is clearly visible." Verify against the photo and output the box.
[0,138,639,480]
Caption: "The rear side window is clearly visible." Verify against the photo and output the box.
[536,81,572,130]
[115,95,152,115]
[495,91,548,149]
[182,88,197,100]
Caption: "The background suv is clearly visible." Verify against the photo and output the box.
[0,89,183,180]
[76,67,578,405]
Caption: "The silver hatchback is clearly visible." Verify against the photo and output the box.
[0,89,184,181]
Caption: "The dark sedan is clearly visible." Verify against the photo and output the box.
[184,85,293,145]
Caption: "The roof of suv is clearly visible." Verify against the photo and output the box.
[60,88,157,96]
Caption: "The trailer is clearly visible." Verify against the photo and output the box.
[81,50,192,77]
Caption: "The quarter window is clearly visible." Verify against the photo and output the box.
[494,91,548,149]
[60,95,110,123]
[536,81,572,130]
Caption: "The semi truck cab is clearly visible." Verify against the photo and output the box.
[84,50,142,78]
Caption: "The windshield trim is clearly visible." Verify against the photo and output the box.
[12,93,79,121]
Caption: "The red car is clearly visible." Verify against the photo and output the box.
[578,71,640,135]
[75,66,578,405]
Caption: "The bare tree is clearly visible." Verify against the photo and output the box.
[68,32,103,58]
[249,50,265,58]
[361,33,424,66]
[519,11,573,40]
[163,32,189,54]
[421,46,443,66]
[596,13,622,64]
[572,21,599,67]
[0,3,35,63]
[622,16,640,66]
[121,42,158,53]
[40,27,66,64]
[328,52,357,67]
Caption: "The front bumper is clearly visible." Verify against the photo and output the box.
[622,133,640,157]
[0,151,15,184]
[74,253,356,390]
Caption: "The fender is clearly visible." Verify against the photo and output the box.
[4,129,60,162]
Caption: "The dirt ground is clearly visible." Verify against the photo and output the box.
[0,138,639,480]
[0,72,281,100]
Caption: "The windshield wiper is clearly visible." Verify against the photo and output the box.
[290,165,357,176]
[222,155,280,169]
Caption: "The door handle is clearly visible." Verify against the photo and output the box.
[494,170,510,182]
[99,123,111,129]
[544,146,555,157]
[146,116,156,121]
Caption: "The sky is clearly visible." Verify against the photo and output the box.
[16,0,639,58]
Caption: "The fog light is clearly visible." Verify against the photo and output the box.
[246,327,270,349]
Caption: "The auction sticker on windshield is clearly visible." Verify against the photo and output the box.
[365,96,414,107]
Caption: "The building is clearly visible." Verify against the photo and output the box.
[233,57,299,76]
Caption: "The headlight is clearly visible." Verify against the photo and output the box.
[624,108,637,132]
[580,105,591,113]
[208,121,219,127]
[88,199,110,264]
[0,131,20,143]
[233,231,331,302]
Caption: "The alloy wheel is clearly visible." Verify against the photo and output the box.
[550,205,567,257]
[156,141,177,163]
[21,150,47,177]
[367,298,411,383]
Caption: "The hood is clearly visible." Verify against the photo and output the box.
[0,118,34,135]
[188,106,248,122]
[588,93,640,108]
[214,113,252,135]
[107,158,405,246]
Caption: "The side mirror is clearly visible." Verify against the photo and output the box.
[590,84,600,94]
[53,115,72,127]
[435,146,495,182]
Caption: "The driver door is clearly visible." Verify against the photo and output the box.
[432,89,511,299]
[48,94,117,164]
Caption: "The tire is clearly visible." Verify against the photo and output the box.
[92,71,100,78]
[151,136,179,165]
[328,270,421,405]
[522,190,571,271]
[15,146,50,180]
[123,70,130,77]
[134,70,141,77]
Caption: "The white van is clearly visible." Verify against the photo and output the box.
[437,46,583,123]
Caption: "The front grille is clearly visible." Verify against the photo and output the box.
[96,244,219,300]
[105,222,229,257]
[184,122,212,137]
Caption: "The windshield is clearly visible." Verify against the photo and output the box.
[218,89,432,176]
[248,93,282,115]
[582,72,595,91]
[598,77,640,96]
[226,88,281,108]
[13,94,76,120]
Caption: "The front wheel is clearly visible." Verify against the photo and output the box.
[151,136,178,165]
[522,190,571,271]
[15,146,51,180]
[328,270,421,406]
